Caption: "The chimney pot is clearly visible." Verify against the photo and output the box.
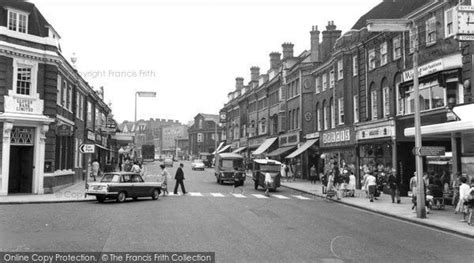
[250,66,260,82]
[310,25,321,62]
[282,42,294,60]
[235,77,244,90]
[269,52,281,69]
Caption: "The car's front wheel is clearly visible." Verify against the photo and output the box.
[96,196,105,203]
[117,192,126,203]
[152,189,160,200]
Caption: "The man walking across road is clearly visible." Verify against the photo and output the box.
[174,163,187,195]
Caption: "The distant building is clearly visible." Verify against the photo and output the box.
[188,114,223,156]
[161,124,189,156]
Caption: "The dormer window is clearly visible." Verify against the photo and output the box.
[8,9,29,33]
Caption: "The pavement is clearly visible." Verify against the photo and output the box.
[280,179,474,239]
[1,172,473,239]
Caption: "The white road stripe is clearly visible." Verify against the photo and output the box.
[272,194,290,199]
[232,194,246,198]
[292,195,311,200]
[189,192,203,197]
[210,193,225,197]
[252,194,269,199]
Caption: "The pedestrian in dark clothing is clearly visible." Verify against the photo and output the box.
[173,163,187,195]
[388,171,400,203]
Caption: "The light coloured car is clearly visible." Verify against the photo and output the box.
[192,159,205,171]
[163,158,173,167]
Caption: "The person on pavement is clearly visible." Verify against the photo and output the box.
[310,165,317,184]
[365,171,377,202]
[264,172,273,196]
[281,163,287,180]
[131,161,141,174]
[388,169,400,204]
[160,164,170,196]
[348,170,356,197]
[457,177,470,221]
[174,163,187,195]
[91,159,100,182]
[232,167,244,194]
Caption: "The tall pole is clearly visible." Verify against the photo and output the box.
[412,24,426,218]
[215,121,218,153]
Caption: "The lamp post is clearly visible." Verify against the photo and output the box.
[367,19,426,218]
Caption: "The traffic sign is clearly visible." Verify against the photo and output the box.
[412,146,445,156]
[79,144,95,154]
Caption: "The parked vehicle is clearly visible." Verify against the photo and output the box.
[192,159,205,171]
[163,158,173,167]
[86,172,162,203]
[252,159,281,191]
[214,153,245,185]
[142,144,155,162]
[199,152,213,168]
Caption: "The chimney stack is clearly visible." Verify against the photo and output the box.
[269,52,281,70]
[321,21,342,61]
[235,77,244,90]
[310,25,320,62]
[282,42,294,60]
[250,66,260,82]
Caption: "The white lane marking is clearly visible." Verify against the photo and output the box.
[292,195,311,200]
[252,194,269,199]
[189,192,203,197]
[210,193,225,197]
[272,194,290,199]
[232,194,246,198]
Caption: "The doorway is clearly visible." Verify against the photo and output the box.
[8,146,34,193]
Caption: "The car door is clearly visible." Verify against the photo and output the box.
[131,174,148,196]
[121,174,134,197]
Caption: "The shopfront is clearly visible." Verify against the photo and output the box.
[285,132,320,180]
[319,128,356,181]
[355,120,396,188]
[267,132,299,161]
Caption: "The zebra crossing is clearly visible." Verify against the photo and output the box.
[164,192,313,200]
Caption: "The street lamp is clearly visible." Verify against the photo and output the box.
[134,91,157,123]
[367,19,426,218]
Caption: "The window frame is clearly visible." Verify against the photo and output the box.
[380,42,388,66]
[393,35,402,60]
[425,16,437,46]
[371,89,378,120]
[445,7,456,38]
[337,59,343,80]
[329,69,335,89]
[338,97,344,125]
[12,58,37,97]
[322,74,328,91]
[382,86,390,118]
[7,8,29,33]
[368,48,376,70]
[353,95,359,123]
[315,76,322,94]
[352,55,358,77]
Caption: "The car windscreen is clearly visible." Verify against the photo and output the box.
[221,159,243,169]
[194,159,203,163]
[258,164,281,172]
[101,174,121,183]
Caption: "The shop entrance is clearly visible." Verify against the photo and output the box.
[8,146,34,193]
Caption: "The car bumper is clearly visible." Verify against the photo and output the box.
[86,190,119,197]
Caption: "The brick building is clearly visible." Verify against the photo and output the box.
[188,113,223,156]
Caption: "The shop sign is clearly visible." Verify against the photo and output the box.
[357,126,394,141]
[305,132,320,140]
[321,128,352,146]
[413,146,446,156]
[402,59,443,82]
[249,137,266,147]
[57,124,73,136]
[279,132,300,147]
[87,130,95,141]
[5,95,43,115]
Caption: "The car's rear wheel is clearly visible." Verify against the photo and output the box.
[96,196,105,203]
[152,189,160,200]
[117,192,126,203]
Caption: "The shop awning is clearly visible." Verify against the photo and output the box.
[95,144,111,151]
[217,145,231,154]
[212,142,225,154]
[404,104,474,137]
[266,146,296,157]
[286,139,318,159]
[232,147,247,154]
[252,137,278,155]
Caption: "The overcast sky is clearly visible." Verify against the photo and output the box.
[33,0,381,124]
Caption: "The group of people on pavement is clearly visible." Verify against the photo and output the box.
[321,161,357,201]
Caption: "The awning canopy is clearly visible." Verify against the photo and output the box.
[252,137,278,155]
[232,147,247,154]
[95,144,111,151]
[286,139,318,159]
[212,142,225,154]
[266,146,296,157]
[404,104,474,137]
[217,145,231,154]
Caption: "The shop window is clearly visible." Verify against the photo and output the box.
[338,97,344,125]
[352,55,358,77]
[337,59,343,80]
[393,35,402,60]
[426,16,437,46]
[368,48,376,70]
[353,95,359,123]
[401,81,445,114]
[322,74,328,91]
[371,89,378,120]
[380,42,388,66]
